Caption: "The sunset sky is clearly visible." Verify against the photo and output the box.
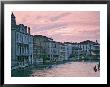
[13,11,100,43]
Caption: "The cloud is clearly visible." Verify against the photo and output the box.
[31,22,69,32]
[50,12,71,21]
[78,28,99,33]
[13,11,100,42]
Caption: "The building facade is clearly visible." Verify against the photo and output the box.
[64,43,73,61]
[33,35,61,64]
[51,41,60,63]
[11,13,33,69]
[33,35,48,65]
[71,40,100,61]
[59,43,67,62]
[91,42,100,61]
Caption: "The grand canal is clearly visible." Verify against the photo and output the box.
[31,62,100,77]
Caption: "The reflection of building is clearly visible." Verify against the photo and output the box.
[11,13,33,69]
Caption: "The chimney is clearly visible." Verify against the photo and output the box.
[96,40,98,43]
[28,27,30,34]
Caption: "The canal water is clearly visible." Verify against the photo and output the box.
[31,62,100,77]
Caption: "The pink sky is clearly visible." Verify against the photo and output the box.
[13,11,100,43]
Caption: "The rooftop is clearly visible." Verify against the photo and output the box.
[11,12,16,18]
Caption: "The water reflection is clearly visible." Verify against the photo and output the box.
[31,62,100,77]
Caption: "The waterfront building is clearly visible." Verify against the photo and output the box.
[11,13,33,69]
[33,35,49,65]
[64,42,73,61]
[91,41,100,61]
[51,41,60,63]
[45,38,54,63]
[71,40,100,61]
[79,40,94,55]
[59,43,68,62]
[33,35,61,64]
[72,46,82,60]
